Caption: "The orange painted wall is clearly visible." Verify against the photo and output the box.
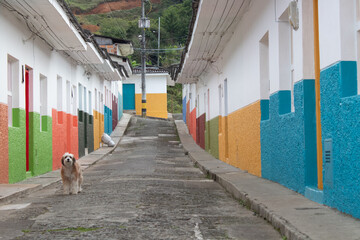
[52,109,79,170]
[218,116,227,163]
[227,101,261,177]
[189,108,197,142]
[0,103,9,183]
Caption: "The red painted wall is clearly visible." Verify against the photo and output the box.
[196,113,206,149]
[0,103,9,183]
[190,108,197,142]
[52,109,79,170]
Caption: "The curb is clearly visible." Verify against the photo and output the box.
[175,120,310,240]
[0,184,42,205]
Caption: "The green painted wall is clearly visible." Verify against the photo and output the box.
[8,108,26,183]
[29,112,52,177]
[205,116,219,159]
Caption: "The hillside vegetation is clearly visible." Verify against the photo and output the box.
[65,0,191,113]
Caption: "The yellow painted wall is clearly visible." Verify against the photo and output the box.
[135,93,168,119]
[135,94,142,116]
[93,110,100,150]
[227,101,261,177]
[93,110,104,150]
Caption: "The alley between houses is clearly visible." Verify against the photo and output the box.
[0,117,281,240]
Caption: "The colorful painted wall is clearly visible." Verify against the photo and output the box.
[205,116,219,159]
[182,97,186,123]
[0,1,123,184]
[196,113,205,149]
[29,112,52,176]
[261,80,317,193]
[228,102,261,177]
[112,94,118,131]
[124,73,169,119]
[0,103,9,183]
[118,92,123,120]
[8,109,26,183]
[320,61,360,218]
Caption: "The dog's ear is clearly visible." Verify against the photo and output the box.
[72,155,76,165]
[61,155,65,166]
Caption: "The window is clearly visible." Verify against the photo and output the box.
[88,90,92,124]
[260,32,270,120]
[7,55,19,127]
[218,84,222,117]
[95,88,98,112]
[78,83,83,112]
[66,81,70,113]
[71,85,77,116]
[57,76,62,111]
[207,89,210,121]
[84,86,87,114]
[71,85,78,127]
[57,76,63,123]
[104,86,107,108]
[100,93,104,114]
[279,8,294,113]
[259,32,270,100]
[40,74,48,131]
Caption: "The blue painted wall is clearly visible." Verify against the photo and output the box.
[123,84,135,110]
[182,96,186,123]
[320,61,360,218]
[261,80,317,194]
[260,99,269,120]
[118,92,123,120]
[104,106,112,135]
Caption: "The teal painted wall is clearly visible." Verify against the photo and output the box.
[123,84,135,110]
[261,80,317,195]
[320,61,360,218]
[8,108,26,183]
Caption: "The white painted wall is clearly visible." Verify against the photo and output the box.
[0,5,119,122]
[318,0,356,70]
[123,74,168,94]
[182,0,317,120]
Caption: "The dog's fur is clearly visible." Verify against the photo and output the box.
[60,153,83,195]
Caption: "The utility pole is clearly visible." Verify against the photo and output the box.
[157,17,160,67]
[139,0,149,118]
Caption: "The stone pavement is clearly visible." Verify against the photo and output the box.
[175,119,360,240]
[0,113,132,205]
[0,116,281,240]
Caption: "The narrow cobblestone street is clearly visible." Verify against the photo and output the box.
[0,117,281,239]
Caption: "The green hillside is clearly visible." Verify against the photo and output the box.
[65,0,191,113]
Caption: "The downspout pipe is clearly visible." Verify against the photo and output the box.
[313,0,323,190]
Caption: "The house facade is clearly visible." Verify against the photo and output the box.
[0,0,125,183]
[177,0,360,219]
[123,67,173,119]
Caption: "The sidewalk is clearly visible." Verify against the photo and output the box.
[0,113,132,205]
[175,119,360,240]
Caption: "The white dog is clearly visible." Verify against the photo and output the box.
[61,152,83,195]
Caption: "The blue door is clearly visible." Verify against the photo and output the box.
[123,84,135,110]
